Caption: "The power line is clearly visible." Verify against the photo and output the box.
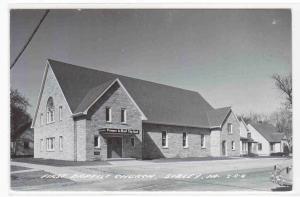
[10,9,50,69]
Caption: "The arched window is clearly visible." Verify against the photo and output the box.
[46,97,55,123]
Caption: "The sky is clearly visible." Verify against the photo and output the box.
[10,9,292,117]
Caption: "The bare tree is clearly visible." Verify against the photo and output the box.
[272,73,292,108]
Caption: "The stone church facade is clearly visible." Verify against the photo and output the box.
[32,59,240,161]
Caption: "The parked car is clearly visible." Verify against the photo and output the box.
[271,164,292,187]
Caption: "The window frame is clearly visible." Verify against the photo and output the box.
[94,135,101,148]
[232,141,236,150]
[270,143,274,151]
[40,139,43,152]
[46,137,55,151]
[228,123,233,134]
[59,136,63,151]
[40,113,44,126]
[130,137,135,147]
[183,132,188,148]
[162,131,168,148]
[59,106,63,121]
[258,143,262,151]
[200,134,206,148]
[121,108,127,123]
[106,107,112,122]
[24,141,29,149]
[46,97,55,124]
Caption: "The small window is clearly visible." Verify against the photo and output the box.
[40,113,44,125]
[59,106,63,121]
[232,141,236,150]
[228,123,233,134]
[183,132,188,148]
[94,136,100,148]
[40,139,43,152]
[131,137,135,147]
[162,131,168,148]
[201,134,206,148]
[46,137,55,151]
[59,136,63,151]
[270,143,274,151]
[24,141,29,149]
[46,97,55,123]
[121,108,126,123]
[258,143,262,151]
[106,107,111,122]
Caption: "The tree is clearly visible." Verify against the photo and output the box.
[239,112,268,124]
[269,108,292,148]
[10,89,31,156]
[272,73,292,109]
[271,73,292,150]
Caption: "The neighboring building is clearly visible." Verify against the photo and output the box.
[239,117,257,156]
[247,122,286,156]
[11,126,34,157]
[32,59,240,161]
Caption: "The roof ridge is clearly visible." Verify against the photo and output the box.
[48,58,201,94]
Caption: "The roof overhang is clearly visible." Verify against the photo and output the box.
[72,78,147,120]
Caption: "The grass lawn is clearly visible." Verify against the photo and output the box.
[11,170,75,188]
[12,157,111,167]
[11,165,31,172]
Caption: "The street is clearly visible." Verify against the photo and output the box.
[11,157,292,191]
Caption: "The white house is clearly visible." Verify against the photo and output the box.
[239,118,257,156]
[247,122,286,156]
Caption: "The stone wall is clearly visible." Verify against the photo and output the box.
[143,123,211,159]
[86,82,143,160]
[33,65,75,161]
[220,111,240,157]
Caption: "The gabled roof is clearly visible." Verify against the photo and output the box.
[238,117,249,131]
[47,59,231,128]
[207,107,231,128]
[250,122,284,143]
[74,79,116,114]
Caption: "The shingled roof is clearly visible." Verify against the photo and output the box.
[250,122,284,143]
[207,107,232,128]
[48,59,231,128]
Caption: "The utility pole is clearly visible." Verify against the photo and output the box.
[10,9,50,69]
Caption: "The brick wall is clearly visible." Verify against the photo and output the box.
[143,123,211,159]
[210,129,221,157]
[220,111,240,157]
[86,82,143,160]
[33,65,75,161]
